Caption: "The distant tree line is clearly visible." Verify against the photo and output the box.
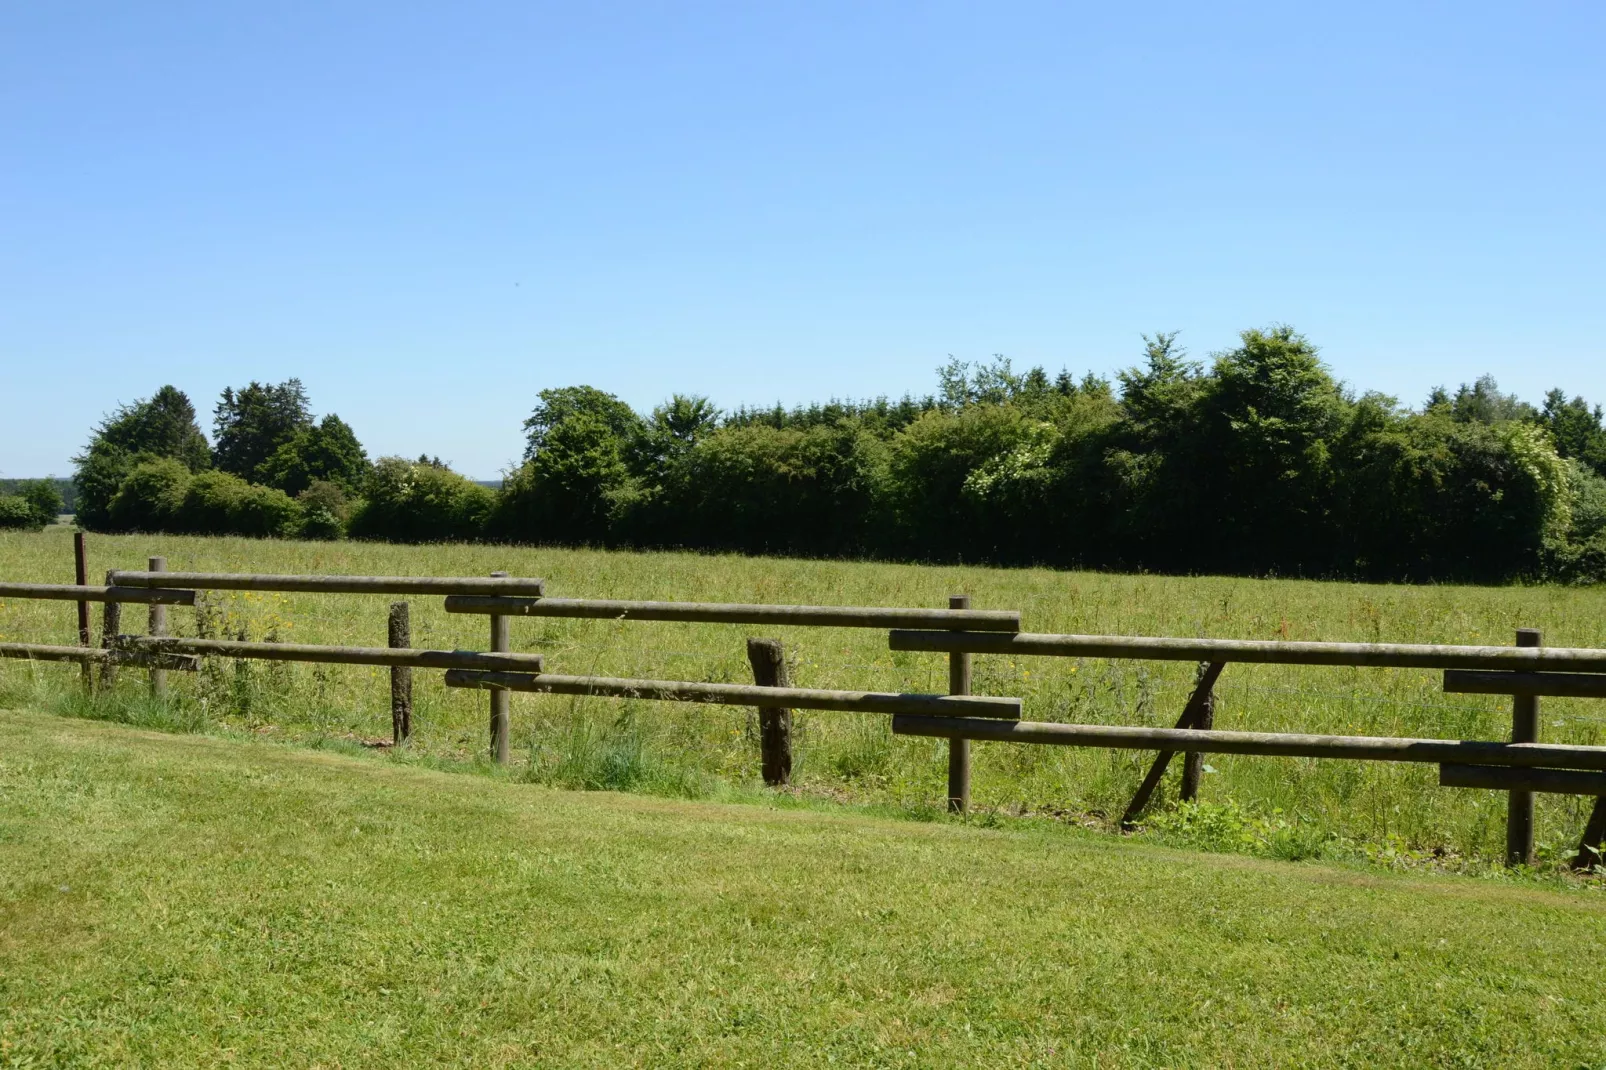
[65,326,1606,583]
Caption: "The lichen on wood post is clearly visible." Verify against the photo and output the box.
[745,638,793,787]
[388,601,412,745]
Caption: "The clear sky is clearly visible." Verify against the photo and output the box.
[3,2,1603,480]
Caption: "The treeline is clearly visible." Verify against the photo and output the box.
[69,326,1606,582]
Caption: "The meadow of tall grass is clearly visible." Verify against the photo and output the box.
[3,525,1604,866]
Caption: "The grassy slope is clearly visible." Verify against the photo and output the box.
[2,711,1604,1068]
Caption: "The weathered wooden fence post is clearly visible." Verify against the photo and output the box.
[98,568,121,691]
[147,556,168,699]
[947,594,972,813]
[389,601,412,745]
[488,571,511,764]
[73,532,92,689]
[745,638,793,786]
[1180,660,1216,802]
[1507,627,1542,866]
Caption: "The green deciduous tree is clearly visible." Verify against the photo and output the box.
[257,415,370,496]
[73,386,211,529]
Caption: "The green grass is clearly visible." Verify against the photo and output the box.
[3,527,1606,867]
[2,710,1604,1067]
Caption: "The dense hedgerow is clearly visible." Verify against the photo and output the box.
[69,328,1606,582]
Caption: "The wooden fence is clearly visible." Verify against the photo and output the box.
[3,537,1605,870]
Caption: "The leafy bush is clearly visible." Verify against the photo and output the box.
[17,480,64,524]
[229,483,301,537]
[636,421,889,557]
[108,458,191,532]
[348,457,493,543]
[177,470,250,534]
[0,496,44,530]
[296,481,353,540]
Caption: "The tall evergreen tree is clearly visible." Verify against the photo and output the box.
[213,379,312,481]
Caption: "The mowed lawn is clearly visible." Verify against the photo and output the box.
[2,711,1605,1068]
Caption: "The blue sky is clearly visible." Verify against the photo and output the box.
[3,2,1602,479]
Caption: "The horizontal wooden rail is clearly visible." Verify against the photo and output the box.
[109,571,545,597]
[121,637,545,672]
[1443,670,1606,698]
[0,582,196,605]
[444,670,1023,718]
[1440,764,1606,795]
[888,631,1606,672]
[444,596,1021,631]
[0,642,196,670]
[888,716,1606,770]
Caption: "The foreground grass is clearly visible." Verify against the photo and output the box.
[4,527,1606,864]
[2,711,1604,1067]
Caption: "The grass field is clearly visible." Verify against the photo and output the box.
[3,526,1606,869]
[2,709,1604,1067]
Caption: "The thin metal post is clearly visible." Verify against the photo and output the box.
[489,571,511,764]
[147,556,168,699]
[947,595,972,813]
[1506,627,1542,866]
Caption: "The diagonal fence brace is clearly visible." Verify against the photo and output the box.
[1119,661,1225,830]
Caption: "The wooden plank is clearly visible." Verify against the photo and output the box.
[1440,763,1606,795]
[1443,670,1606,698]
[443,595,1021,632]
[121,636,545,673]
[746,638,793,787]
[887,716,1606,770]
[444,670,1023,719]
[0,583,196,605]
[109,571,545,597]
[1119,661,1225,830]
[888,630,1606,672]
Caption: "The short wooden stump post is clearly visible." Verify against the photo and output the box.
[488,572,511,764]
[1506,627,1542,866]
[147,556,168,699]
[746,638,793,786]
[388,601,412,745]
[947,594,972,813]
